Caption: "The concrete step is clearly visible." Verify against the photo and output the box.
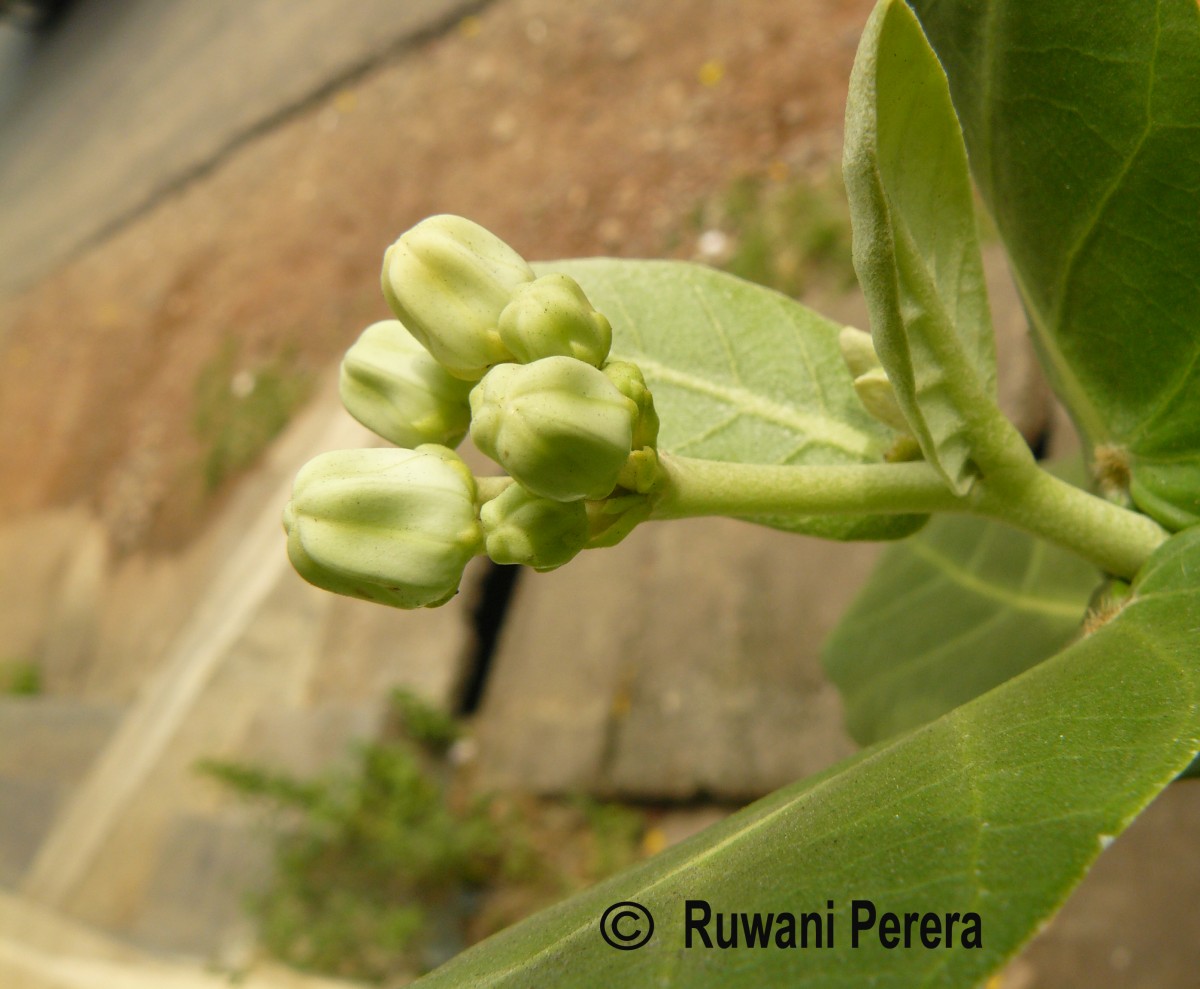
[0,890,359,989]
[0,698,125,886]
[0,777,61,887]
[0,698,124,785]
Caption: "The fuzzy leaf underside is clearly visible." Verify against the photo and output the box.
[843,0,999,495]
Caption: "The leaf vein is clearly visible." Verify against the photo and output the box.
[619,352,881,459]
[906,540,1088,618]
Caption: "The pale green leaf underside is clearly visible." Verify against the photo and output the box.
[412,529,1200,989]
[539,258,923,539]
[906,0,1200,527]
[824,512,1098,745]
[844,0,999,495]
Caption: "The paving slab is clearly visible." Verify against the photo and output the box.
[1015,781,1200,989]
[0,891,358,989]
[0,698,123,785]
[473,517,874,800]
[0,777,62,887]
[122,812,269,959]
[0,507,100,671]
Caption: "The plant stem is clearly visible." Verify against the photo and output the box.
[652,456,965,518]
[970,465,1168,580]
[650,454,1169,579]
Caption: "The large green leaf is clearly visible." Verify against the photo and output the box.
[823,512,1098,745]
[539,258,924,540]
[843,0,1001,495]
[413,529,1200,988]
[906,0,1200,528]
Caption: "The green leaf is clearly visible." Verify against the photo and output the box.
[539,258,923,540]
[412,529,1200,989]
[823,512,1098,745]
[843,0,1003,495]
[905,0,1200,528]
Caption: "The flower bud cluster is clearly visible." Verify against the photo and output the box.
[284,215,662,608]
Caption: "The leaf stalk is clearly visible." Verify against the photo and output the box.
[650,454,1169,579]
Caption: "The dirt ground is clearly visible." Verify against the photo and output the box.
[0,0,871,554]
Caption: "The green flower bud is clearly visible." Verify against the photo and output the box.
[283,446,483,609]
[480,483,589,571]
[601,360,660,451]
[339,320,474,448]
[381,215,535,380]
[470,356,636,502]
[838,325,881,378]
[852,368,911,434]
[498,273,612,366]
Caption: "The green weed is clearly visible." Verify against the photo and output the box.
[193,341,312,492]
[0,659,42,696]
[691,171,858,297]
[201,690,644,983]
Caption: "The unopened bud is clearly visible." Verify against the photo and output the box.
[381,215,534,380]
[852,368,911,434]
[498,273,612,366]
[838,325,881,378]
[601,360,660,451]
[481,483,589,571]
[339,320,473,448]
[283,446,482,609]
[470,356,636,502]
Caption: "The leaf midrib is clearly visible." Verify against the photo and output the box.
[906,539,1089,618]
[616,351,881,460]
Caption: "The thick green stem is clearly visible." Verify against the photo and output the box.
[652,455,965,519]
[970,465,1168,580]
[650,453,1169,579]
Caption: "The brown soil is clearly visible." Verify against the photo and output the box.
[0,0,873,554]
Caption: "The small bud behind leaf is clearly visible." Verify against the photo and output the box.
[470,356,636,502]
[481,483,589,571]
[838,325,881,378]
[284,446,482,609]
[498,273,612,367]
[853,368,912,434]
[381,215,535,380]
[339,320,473,448]
[838,328,915,438]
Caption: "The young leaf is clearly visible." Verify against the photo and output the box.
[411,529,1200,989]
[906,0,1200,528]
[823,512,1098,745]
[843,0,1008,495]
[540,259,924,540]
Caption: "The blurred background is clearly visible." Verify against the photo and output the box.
[0,1,1196,986]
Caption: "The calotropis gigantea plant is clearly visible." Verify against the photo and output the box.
[283,1,1200,985]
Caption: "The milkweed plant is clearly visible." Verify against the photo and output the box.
[282,1,1200,985]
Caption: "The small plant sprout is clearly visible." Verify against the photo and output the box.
[283,0,1200,984]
